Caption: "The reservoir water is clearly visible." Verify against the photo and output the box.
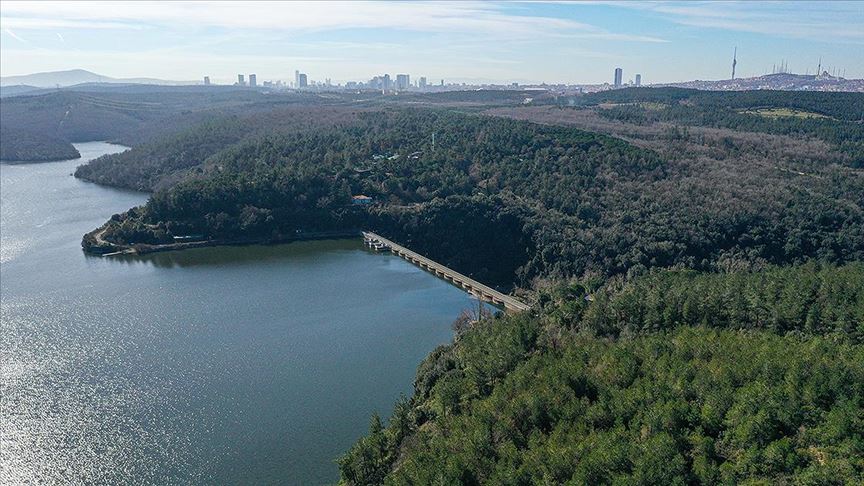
[0,142,478,484]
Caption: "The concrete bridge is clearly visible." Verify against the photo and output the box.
[363,231,531,313]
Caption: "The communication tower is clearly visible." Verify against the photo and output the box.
[731,47,737,80]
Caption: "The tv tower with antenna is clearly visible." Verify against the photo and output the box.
[731,47,737,80]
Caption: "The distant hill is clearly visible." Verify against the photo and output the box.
[0,69,196,88]
[0,85,44,98]
[0,87,318,162]
[655,72,864,92]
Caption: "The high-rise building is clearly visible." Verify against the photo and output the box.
[396,74,410,90]
[440,79,444,86]
[203,76,210,86]
[238,74,245,86]
[369,75,398,90]
[634,74,641,87]
[249,74,257,88]
[298,73,308,88]
[614,68,623,87]
[419,76,427,89]
[295,70,300,88]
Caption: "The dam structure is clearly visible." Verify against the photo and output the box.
[363,231,531,313]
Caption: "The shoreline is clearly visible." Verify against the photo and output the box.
[0,153,83,164]
[83,229,364,256]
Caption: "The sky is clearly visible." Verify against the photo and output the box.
[1,1,862,85]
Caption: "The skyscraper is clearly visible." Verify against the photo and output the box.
[237,74,245,86]
[203,76,210,86]
[249,74,257,88]
[614,68,623,87]
[635,74,641,87]
[295,70,300,88]
[298,73,308,88]
[396,74,410,90]
[419,76,427,89]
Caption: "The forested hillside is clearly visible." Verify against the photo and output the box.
[556,87,864,165]
[572,88,864,121]
[339,263,864,484]
[84,105,864,287]
[0,88,339,161]
[0,126,80,161]
[74,106,366,191]
[0,86,535,162]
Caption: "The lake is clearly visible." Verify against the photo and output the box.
[0,142,479,484]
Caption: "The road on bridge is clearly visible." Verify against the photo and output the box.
[363,231,531,313]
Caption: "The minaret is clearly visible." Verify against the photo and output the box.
[731,47,737,80]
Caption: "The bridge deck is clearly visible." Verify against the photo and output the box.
[363,232,531,312]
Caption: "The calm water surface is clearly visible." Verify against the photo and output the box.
[0,142,477,484]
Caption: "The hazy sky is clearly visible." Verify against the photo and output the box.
[2,1,862,85]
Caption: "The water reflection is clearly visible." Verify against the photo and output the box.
[113,239,369,269]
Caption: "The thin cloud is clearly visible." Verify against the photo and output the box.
[3,28,26,43]
[607,1,864,43]
[1,17,144,30]
[0,1,659,42]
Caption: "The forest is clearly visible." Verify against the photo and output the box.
[0,87,344,161]
[339,263,864,484]
[81,103,863,288]
[563,87,864,165]
[74,106,367,191]
[0,126,80,161]
[571,87,864,121]
[0,86,532,161]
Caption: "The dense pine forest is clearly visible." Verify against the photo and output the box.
[3,86,863,483]
[339,263,864,484]
[74,104,864,287]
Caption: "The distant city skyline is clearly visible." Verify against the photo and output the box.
[2,1,863,84]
